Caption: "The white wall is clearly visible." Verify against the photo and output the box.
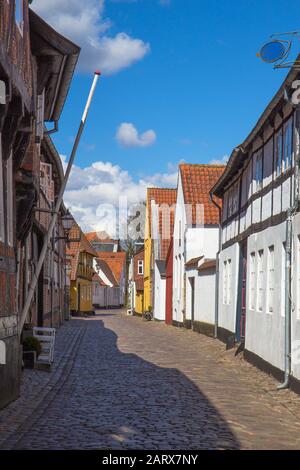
[173,171,220,324]
[186,268,216,325]
[246,223,286,372]
[153,263,166,321]
[173,174,186,323]
[218,243,240,334]
[290,212,300,381]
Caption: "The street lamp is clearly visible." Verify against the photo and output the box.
[61,211,74,232]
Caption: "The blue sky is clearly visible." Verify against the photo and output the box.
[32,0,300,231]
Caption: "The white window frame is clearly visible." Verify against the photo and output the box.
[267,246,275,314]
[283,118,293,171]
[227,259,232,305]
[223,260,228,305]
[275,129,283,177]
[255,150,263,191]
[138,260,144,275]
[257,249,264,312]
[250,252,256,310]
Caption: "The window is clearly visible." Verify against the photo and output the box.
[255,150,263,191]
[223,261,227,305]
[227,259,232,304]
[250,252,256,310]
[0,135,4,242]
[257,250,264,311]
[223,259,231,305]
[283,119,293,170]
[275,129,283,176]
[282,242,286,317]
[15,0,24,32]
[6,152,13,246]
[267,246,275,313]
[138,260,143,275]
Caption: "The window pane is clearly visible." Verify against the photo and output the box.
[268,246,274,313]
[250,253,256,310]
[257,250,264,311]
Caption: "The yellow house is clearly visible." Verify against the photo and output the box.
[143,188,177,313]
[67,222,97,315]
[133,248,144,315]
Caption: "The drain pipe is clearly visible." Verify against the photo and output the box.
[210,191,222,339]
[278,209,292,390]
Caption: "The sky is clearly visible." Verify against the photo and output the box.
[32,0,300,232]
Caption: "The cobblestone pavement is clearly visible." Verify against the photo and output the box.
[1,311,300,450]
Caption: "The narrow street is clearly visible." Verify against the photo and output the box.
[0,310,300,450]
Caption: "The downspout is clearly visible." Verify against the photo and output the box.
[278,209,292,390]
[278,106,300,390]
[210,191,222,339]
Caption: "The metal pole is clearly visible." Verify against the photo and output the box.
[19,71,101,334]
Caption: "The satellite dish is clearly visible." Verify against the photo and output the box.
[258,40,287,63]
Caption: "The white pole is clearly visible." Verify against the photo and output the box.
[19,72,101,334]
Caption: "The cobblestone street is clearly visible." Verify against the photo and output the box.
[1,311,300,450]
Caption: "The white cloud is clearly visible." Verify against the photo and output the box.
[116,122,156,148]
[209,155,229,165]
[32,0,150,75]
[61,158,177,233]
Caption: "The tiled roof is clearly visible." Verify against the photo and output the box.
[198,258,216,271]
[185,255,204,269]
[96,252,127,284]
[96,259,118,287]
[85,231,118,244]
[147,187,178,208]
[66,222,98,281]
[147,187,177,260]
[179,164,225,225]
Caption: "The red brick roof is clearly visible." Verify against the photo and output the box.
[147,188,177,260]
[179,164,225,225]
[66,222,98,281]
[96,252,126,284]
[85,231,119,244]
[96,259,118,287]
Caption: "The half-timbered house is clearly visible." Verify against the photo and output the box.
[0,2,79,408]
[211,60,300,391]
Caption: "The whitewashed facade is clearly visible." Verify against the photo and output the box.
[212,66,300,388]
[153,261,166,321]
[173,166,221,326]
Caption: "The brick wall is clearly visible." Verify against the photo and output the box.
[0,0,33,99]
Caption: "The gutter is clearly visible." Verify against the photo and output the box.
[210,191,222,339]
